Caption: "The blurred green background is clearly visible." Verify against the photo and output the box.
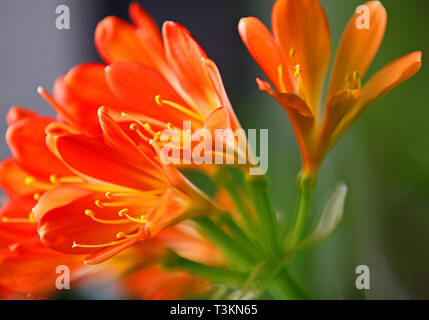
[0,0,427,299]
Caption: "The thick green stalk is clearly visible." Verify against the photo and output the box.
[192,216,254,270]
[285,171,316,252]
[247,175,282,256]
[285,190,311,251]
[164,250,248,284]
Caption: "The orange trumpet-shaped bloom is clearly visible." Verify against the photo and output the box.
[239,0,422,178]
[10,3,245,264]
[0,108,223,296]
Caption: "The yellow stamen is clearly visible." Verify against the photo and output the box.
[353,70,362,90]
[155,95,204,122]
[294,64,305,99]
[84,209,134,225]
[33,193,40,201]
[95,200,104,208]
[49,174,58,185]
[2,215,35,224]
[25,177,35,186]
[277,65,287,93]
[72,236,136,249]
[118,208,129,217]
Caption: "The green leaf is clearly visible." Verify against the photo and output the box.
[295,183,347,250]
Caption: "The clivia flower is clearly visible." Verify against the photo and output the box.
[0,106,223,293]
[5,2,248,265]
[239,0,422,180]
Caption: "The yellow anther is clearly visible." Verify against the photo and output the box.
[289,48,296,59]
[130,123,139,131]
[167,122,173,129]
[121,112,128,117]
[25,177,35,186]
[294,64,301,78]
[155,95,204,122]
[85,209,95,217]
[353,70,360,80]
[140,215,147,224]
[155,95,163,106]
[116,232,125,239]
[72,236,137,249]
[28,212,35,223]
[118,208,129,217]
[49,174,58,185]
[95,200,104,208]
[277,64,287,93]
[33,193,40,201]
[105,192,113,199]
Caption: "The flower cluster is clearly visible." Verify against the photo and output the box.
[0,0,421,299]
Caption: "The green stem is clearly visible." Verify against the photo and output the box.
[220,214,267,261]
[247,175,282,256]
[285,171,316,252]
[164,250,247,284]
[270,268,310,300]
[285,190,311,251]
[192,216,253,270]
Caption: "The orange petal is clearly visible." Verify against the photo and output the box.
[84,237,138,265]
[272,0,331,114]
[319,89,361,153]
[0,241,84,294]
[138,189,189,239]
[53,64,127,134]
[55,134,166,190]
[334,51,422,139]
[257,78,315,170]
[0,159,37,196]
[6,106,37,125]
[34,187,139,255]
[163,21,221,116]
[95,15,167,74]
[328,1,387,95]
[202,58,241,131]
[6,116,73,180]
[129,2,161,40]
[238,17,294,93]
[97,107,161,171]
[105,62,195,127]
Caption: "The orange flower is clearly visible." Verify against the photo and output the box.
[0,108,89,295]
[0,108,224,296]
[239,0,422,179]
[21,3,250,263]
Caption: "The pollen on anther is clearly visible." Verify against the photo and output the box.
[155,95,163,106]
[118,208,129,217]
[85,209,95,217]
[28,212,35,223]
[116,232,124,239]
[130,123,139,131]
[25,177,35,186]
[105,192,113,199]
[49,174,58,185]
[33,193,40,201]
[95,200,104,208]
[167,122,173,129]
